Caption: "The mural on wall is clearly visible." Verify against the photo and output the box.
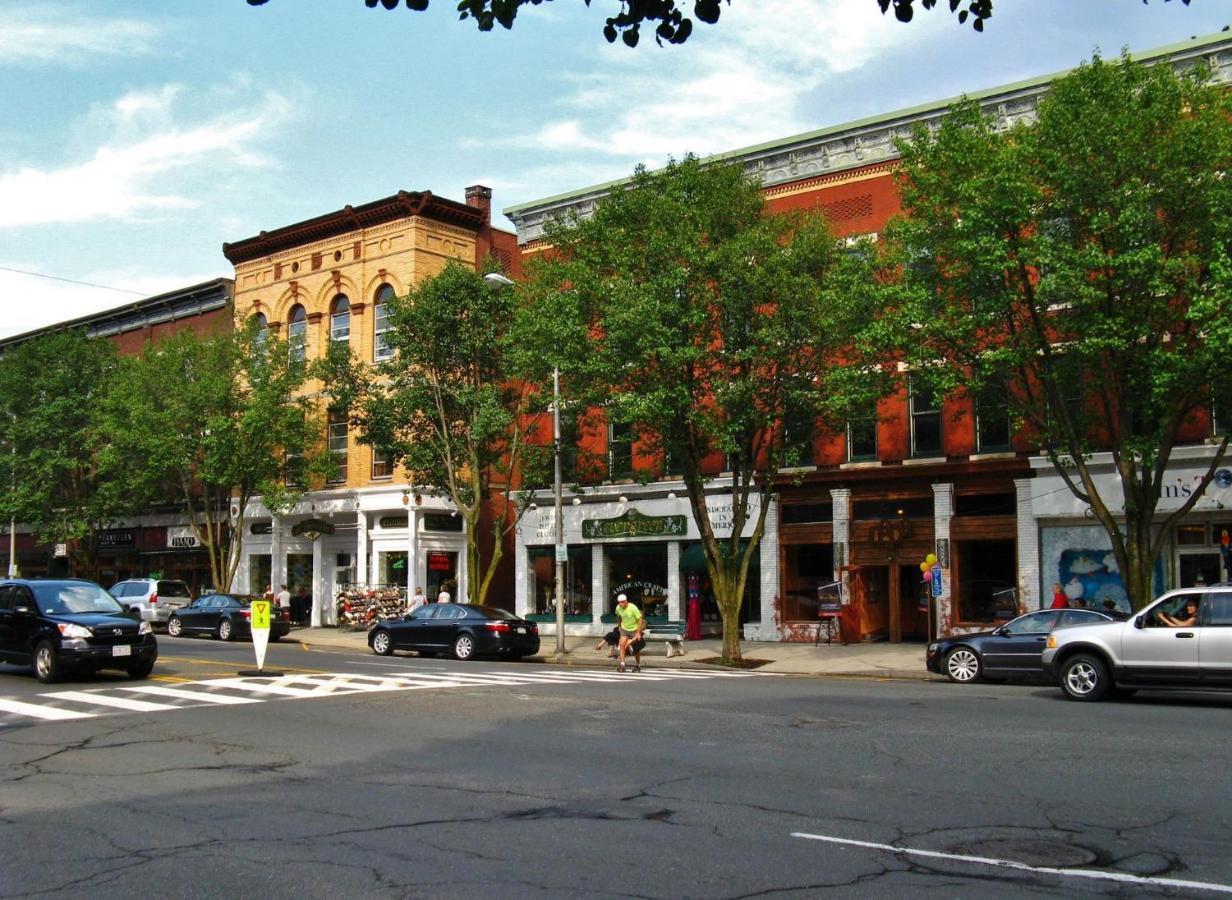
[1042,525,1165,613]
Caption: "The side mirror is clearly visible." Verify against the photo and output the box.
[993,625,1007,637]
[13,605,31,615]
[1134,615,1144,629]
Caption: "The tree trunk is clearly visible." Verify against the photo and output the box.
[712,562,745,664]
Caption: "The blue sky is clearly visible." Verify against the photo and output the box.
[1,0,1229,339]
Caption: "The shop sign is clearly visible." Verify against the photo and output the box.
[167,526,200,549]
[250,522,273,535]
[291,518,336,540]
[868,519,912,547]
[54,543,68,558]
[379,516,406,530]
[98,529,135,549]
[427,552,452,571]
[582,509,687,540]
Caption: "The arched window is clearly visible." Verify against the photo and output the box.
[330,295,350,343]
[251,312,268,351]
[288,305,307,362]
[374,284,395,360]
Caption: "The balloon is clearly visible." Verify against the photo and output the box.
[925,553,938,566]
[920,561,930,572]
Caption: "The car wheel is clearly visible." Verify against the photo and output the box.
[372,629,394,656]
[33,640,61,684]
[218,618,234,642]
[452,633,475,661]
[166,616,183,638]
[127,659,155,679]
[943,646,981,683]
[269,632,281,643]
[1060,653,1110,702]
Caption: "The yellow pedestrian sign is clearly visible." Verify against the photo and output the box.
[250,599,271,672]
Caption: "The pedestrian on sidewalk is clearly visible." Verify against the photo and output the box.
[615,593,645,673]
[1049,583,1068,609]
[408,585,428,614]
[594,625,619,658]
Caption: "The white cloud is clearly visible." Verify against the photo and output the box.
[0,4,163,67]
[496,0,947,167]
[0,84,296,229]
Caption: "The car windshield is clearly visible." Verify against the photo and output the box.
[31,583,125,616]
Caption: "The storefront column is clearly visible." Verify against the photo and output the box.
[932,483,954,632]
[667,541,682,620]
[406,505,419,598]
[591,543,606,628]
[759,497,778,633]
[830,489,851,584]
[311,539,328,626]
[355,510,369,586]
[1015,477,1040,610]
[270,515,284,595]
[457,538,469,603]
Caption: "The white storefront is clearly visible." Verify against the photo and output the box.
[234,486,469,626]
[1020,445,1232,611]
[514,480,780,638]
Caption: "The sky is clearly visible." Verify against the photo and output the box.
[1,0,1229,339]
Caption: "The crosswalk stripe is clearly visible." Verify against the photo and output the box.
[0,697,95,720]
[119,685,262,705]
[43,691,179,712]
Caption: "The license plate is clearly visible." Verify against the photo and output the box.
[515,627,525,634]
[112,644,132,657]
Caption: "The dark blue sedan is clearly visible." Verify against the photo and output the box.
[369,603,539,661]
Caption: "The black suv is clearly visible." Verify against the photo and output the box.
[0,579,158,683]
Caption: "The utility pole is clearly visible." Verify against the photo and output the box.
[553,367,566,654]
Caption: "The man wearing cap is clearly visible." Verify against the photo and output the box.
[614,593,645,673]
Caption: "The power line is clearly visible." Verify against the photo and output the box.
[0,264,145,296]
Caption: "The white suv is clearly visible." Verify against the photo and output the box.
[109,578,193,627]
[1041,585,1232,701]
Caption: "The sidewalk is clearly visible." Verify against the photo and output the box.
[290,626,935,680]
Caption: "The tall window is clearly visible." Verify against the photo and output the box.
[288,305,307,362]
[371,447,391,480]
[847,415,877,461]
[976,383,1011,452]
[252,312,268,352]
[609,421,633,480]
[910,378,942,457]
[330,295,350,344]
[284,453,305,488]
[327,410,348,484]
[374,284,394,361]
[782,416,814,468]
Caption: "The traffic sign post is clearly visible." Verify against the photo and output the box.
[237,599,283,676]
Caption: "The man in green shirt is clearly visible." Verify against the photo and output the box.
[614,593,645,673]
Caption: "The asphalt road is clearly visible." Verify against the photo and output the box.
[2,637,1230,899]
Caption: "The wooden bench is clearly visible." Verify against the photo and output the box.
[641,622,686,658]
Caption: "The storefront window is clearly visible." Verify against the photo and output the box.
[781,544,834,621]
[426,551,457,600]
[380,551,406,586]
[249,554,271,595]
[678,541,760,624]
[956,539,1016,623]
[529,547,592,618]
[287,554,312,600]
[607,544,668,618]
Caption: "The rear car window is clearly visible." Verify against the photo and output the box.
[157,581,191,598]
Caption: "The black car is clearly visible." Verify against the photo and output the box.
[0,579,158,683]
[926,608,1117,683]
[369,603,540,661]
[166,594,291,642]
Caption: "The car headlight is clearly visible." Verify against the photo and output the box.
[1045,635,1057,649]
[926,643,939,654]
[139,621,152,636]
[57,623,93,639]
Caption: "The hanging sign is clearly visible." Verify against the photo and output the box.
[930,564,943,598]
[291,518,336,540]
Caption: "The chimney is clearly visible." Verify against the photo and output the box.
[465,185,492,223]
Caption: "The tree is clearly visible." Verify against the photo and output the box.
[104,323,322,593]
[318,263,542,605]
[885,51,1232,610]
[246,0,1197,46]
[0,331,143,580]
[516,156,883,663]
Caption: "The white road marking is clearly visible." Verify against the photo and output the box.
[0,697,94,720]
[43,691,178,712]
[119,685,262,705]
[1,666,755,726]
[792,831,1232,895]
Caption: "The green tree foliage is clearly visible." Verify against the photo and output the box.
[515,156,883,662]
[104,323,321,592]
[244,0,1198,45]
[0,331,142,579]
[886,51,1232,609]
[318,263,541,605]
